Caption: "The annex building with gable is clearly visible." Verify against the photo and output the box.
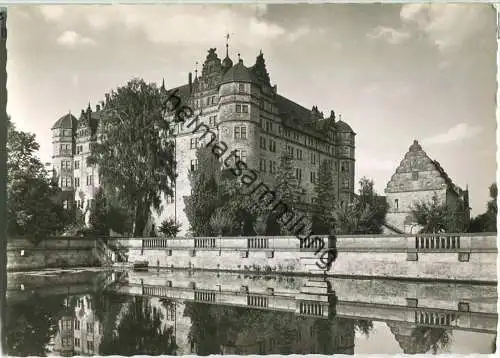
[384,140,470,234]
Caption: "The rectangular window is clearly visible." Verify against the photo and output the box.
[260,136,266,150]
[75,338,80,347]
[74,177,80,188]
[295,168,302,181]
[260,158,267,172]
[311,153,316,164]
[190,138,198,149]
[259,118,264,129]
[74,160,80,169]
[235,126,247,139]
[240,150,247,163]
[190,160,198,172]
[310,171,316,183]
[238,83,245,93]
[412,172,419,180]
[266,121,270,132]
[343,179,349,189]
[236,104,242,113]
[268,140,274,152]
[86,175,93,186]
[87,341,94,351]
[87,322,93,333]
[242,104,249,113]
[341,162,349,172]
[61,176,71,188]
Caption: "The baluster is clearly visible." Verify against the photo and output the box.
[452,237,456,249]
[457,237,460,249]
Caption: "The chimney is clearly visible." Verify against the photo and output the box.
[189,72,193,93]
[96,104,100,112]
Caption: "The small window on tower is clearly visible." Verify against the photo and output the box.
[412,172,419,180]
[395,199,399,211]
[238,83,245,93]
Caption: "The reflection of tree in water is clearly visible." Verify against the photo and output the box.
[416,328,452,354]
[389,323,453,354]
[184,302,368,355]
[5,293,66,356]
[100,296,177,356]
[353,320,374,336]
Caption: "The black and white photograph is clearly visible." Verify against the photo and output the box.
[3,3,498,356]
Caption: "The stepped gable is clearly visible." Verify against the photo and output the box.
[51,112,77,130]
[385,140,462,194]
[250,50,271,86]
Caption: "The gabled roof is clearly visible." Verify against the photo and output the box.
[51,113,77,130]
[385,140,465,196]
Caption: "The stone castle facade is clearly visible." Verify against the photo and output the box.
[384,140,470,234]
[51,46,356,235]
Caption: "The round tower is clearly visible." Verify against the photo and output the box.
[51,112,77,208]
[218,55,260,171]
[335,116,356,205]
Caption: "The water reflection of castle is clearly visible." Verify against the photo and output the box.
[53,296,103,356]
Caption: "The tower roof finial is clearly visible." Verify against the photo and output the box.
[225,32,230,58]
[195,61,198,79]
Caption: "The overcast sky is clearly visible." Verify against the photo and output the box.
[6,4,497,215]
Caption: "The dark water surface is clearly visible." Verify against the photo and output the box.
[5,269,497,356]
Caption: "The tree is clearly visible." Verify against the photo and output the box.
[7,119,69,243]
[89,187,109,237]
[88,78,176,237]
[312,160,336,234]
[411,193,456,233]
[183,146,223,236]
[210,207,236,236]
[274,153,302,234]
[331,177,388,235]
[470,183,497,232]
[100,296,177,356]
[159,218,181,238]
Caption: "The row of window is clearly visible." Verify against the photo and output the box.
[74,340,94,351]
[61,159,94,171]
[260,136,277,152]
[259,159,277,174]
[72,175,98,188]
[193,95,218,109]
[260,118,274,133]
[235,104,249,113]
[75,199,94,209]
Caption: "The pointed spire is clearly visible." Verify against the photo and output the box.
[161,78,165,90]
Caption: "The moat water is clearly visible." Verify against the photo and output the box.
[5,268,497,356]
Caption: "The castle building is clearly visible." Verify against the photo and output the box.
[51,45,356,235]
[384,140,470,234]
[157,47,356,235]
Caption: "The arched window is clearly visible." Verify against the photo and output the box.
[395,199,399,210]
